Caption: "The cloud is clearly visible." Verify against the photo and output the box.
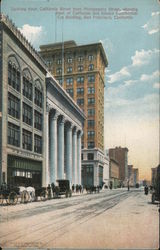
[107,66,130,83]
[153,82,160,89]
[107,49,159,84]
[140,70,159,81]
[131,49,159,66]
[142,12,160,35]
[19,24,43,45]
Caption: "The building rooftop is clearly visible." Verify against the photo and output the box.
[39,40,108,67]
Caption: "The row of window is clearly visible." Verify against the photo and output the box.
[58,75,95,85]
[8,122,42,153]
[81,153,94,161]
[56,64,94,75]
[77,98,95,106]
[74,87,95,95]
[8,63,43,108]
[56,55,94,65]
[8,93,42,130]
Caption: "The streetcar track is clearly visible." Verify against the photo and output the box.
[0,191,139,247]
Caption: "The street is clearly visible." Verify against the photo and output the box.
[0,189,159,249]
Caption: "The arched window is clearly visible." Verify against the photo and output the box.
[34,80,43,108]
[34,87,43,108]
[8,61,20,92]
[23,75,33,101]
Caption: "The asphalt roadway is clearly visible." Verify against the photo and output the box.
[0,189,159,249]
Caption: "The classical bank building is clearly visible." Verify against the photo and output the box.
[0,14,85,187]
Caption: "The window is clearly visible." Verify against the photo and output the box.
[88,109,95,116]
[66,88,73,97]
[57,58,62,65]
[88,131,95,138]
[67,67,72,73]
[22,129,32,151]
[66,77,73,85]
[56,68,62,74]
[34,134,42,154]
[77,98,84,106]
[88,75,95,83]
[88,87,95,94]
[88,98,95,105]
[88,55,94,61]
[81,153,83,160]
[78,56,83,62]
[8,92,20,119]
[8,122,20,147]
[88,120,95,127]
[8,62,20,92]
[57,78,63,85]
[34,110,42,131]
[77,88,84,95]
[23,76,32,100]
[34,88,43,108]
[78,65,83,72]
[23,103,32,126]
[67,57,73,63]
[77,76,84,84]
[88,153,94,160]
[88,64,94,71]
[88,141,95,149]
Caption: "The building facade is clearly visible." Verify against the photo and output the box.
[128,165,139,187]
[110,158,120,188]
[109,147,128,185]
[0,15,84,187]
[0,14,47,187]
[39,40,108,187]
[46,73,85,186]
[103,150,110,187]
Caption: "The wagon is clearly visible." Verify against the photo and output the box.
[34,187,48,201]
[51,180,72,198]
[0,184,20,205]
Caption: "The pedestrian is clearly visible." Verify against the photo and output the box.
[144,185,148,195]
[47,184,51,199]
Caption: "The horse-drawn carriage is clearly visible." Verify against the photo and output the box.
[0,184,20,205]
[51,180,72,198]
[0,184,36,205]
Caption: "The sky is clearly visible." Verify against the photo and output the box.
[2,0,160,180]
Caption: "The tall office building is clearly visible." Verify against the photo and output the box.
[39,41,108,187]
[109,147,129,185]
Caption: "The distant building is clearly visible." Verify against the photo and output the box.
[110,158,120,188]
[109,147,128,184]
[133,168,139,186]
[128,165,139,187]
[39,40,108,187]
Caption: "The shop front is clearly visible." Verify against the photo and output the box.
[7,155,42,188]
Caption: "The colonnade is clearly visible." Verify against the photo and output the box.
[46,109,82,186]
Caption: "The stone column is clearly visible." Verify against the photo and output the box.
[50,111,58,184]
[45,107,49,185]
[57,116,65,179]
[66,122,73,184]
[77,130,82,185]
[72,127,77,185]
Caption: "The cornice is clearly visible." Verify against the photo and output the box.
[0,14,47,72]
